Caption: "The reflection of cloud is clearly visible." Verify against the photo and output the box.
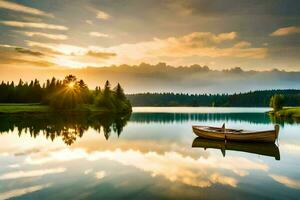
[14,148,41,156]
[0,21,68,30]
[84,169,93,175]
[281,143,300,154]
[95,171,106,179]
[0,0,53,17]
[8,164,20,168]
[270,174,300,189]
[0,184,51,200]
[271,26,300,36]
[25,148,268,188]
[0,168,65,180]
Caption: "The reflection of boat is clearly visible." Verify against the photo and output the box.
[192,137,280,160]
[192,124,279,143]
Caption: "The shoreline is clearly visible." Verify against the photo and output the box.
[268,107,300,119]
[0,103,132,115]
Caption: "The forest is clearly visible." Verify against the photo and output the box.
[0,75,132,113]
[127,90,300,107]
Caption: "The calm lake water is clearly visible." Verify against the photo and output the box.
[0,107,300,200]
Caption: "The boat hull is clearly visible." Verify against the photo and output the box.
[192,125,278,143]
[192,126,225,140]
[225,131,276,143]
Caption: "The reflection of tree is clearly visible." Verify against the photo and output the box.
[269,114,300,127]
[0,112,131,145]
[130,112,299,125]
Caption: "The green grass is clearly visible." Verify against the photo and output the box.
[270,107,300,119]
[0,103,49,113]
[0,103,126,114]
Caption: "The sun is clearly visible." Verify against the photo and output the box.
[68,82,75,89]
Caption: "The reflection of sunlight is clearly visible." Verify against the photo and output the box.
[8,164,20,168]
[0,168,65,180]
[84,169,93,175]
[270,174,300,189]
[281,143,300,154]
[0,184,51,200]
[25,148,268,188]
[95,171,106,179]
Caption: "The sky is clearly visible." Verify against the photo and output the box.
[0,0,300,72]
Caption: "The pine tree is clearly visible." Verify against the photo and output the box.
[115,83,125,100]
[104,80,111,96]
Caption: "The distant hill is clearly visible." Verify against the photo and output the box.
[127,89,300,107]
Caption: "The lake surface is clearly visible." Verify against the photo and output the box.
[0,107,300,200]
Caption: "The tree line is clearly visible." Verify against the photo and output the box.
[0,75,132,112]
[127,90,300,107]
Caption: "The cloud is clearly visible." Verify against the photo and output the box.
[89,32,111,38]
[17,31,68,40]
[0,184,51,200]
[96,10,110,20]
[26,41,85,55]
[15,47,44,56]
[86,50,116,59]
[165,0,193,16]
[0,0,53,17]
[270,174,300,189]
[105,31,267,63]
[271,26,300,36]
[86,20,93,25]
[0,168,65,180]
[0,21,68,30]
[1,58,55,67]
[0,45,55,67]
[234,41,252,48]
[26,41,117,59]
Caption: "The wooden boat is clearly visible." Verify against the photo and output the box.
[192,137,280,160]
[192,124,279,143]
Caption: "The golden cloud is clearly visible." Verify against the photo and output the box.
[89,32,111,38]
[271,26,300,36]
[105,31,268,64]
[86,50,116,59]
[96,10,110,20]
[15,47,44,56]
[0,45,55,67]
[0,21,68,30]
[17,31,68,40]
